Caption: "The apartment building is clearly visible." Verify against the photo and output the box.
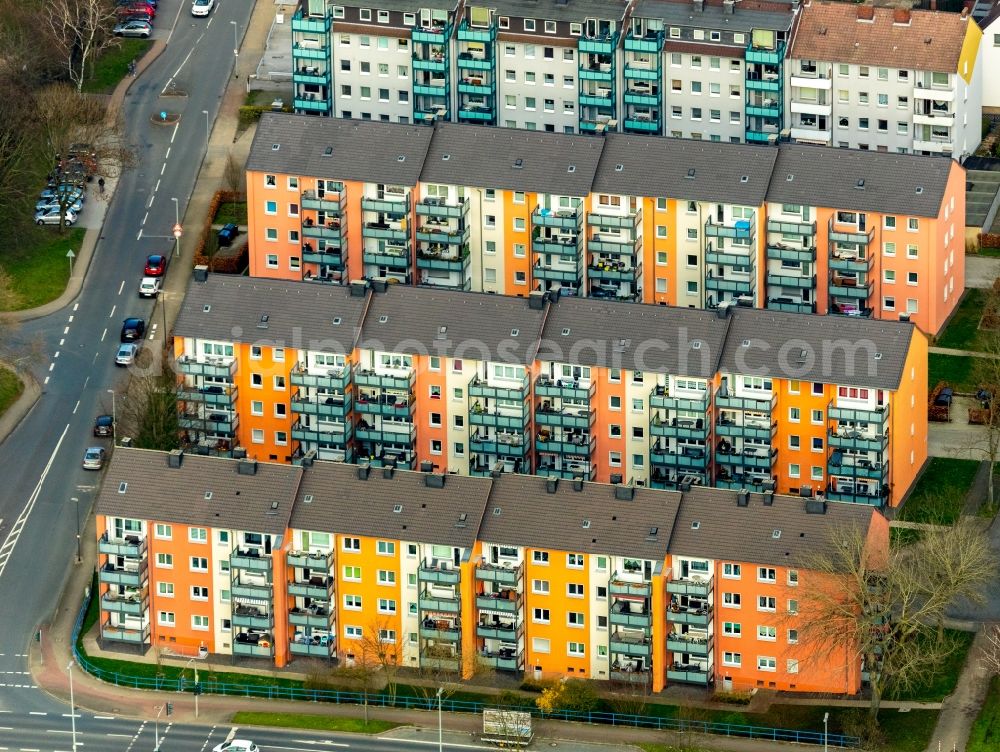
[786,2,983,159]
[95,447,886,693]
[979,3,1000,110]
[245,113,964,334]
[173,273,927,508]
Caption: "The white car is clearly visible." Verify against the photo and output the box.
[34,207,77,226]
[138,277,162,298]
[191,0,214,16]
[212,742,259,752]
[115,342,139,366]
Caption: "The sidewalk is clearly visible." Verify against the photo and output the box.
[924,627,992,752]
[929,346,1000,359]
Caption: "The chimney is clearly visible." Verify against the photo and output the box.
[930,0,937,10]
[237,458,258,475]
[573,477,584,492]
[614,485,635,501]
[806,499,827,515]
[899,312,911,322]
[301,449,316,467]
[546,478,559,494]
[693,0,704,11]
[856,5,874,21]
[763,491,774,506]
[371,277,389,293]
[723,0,734,13]
[737,490,749,507]
[420,461,434,473]
[960,5,969,18]
[233,448,247,460]
[799,486,813,498]
[679,481,692,491]
[382,465,395,479]
[193,265,209,282]
[357,464,371,480]
[528,290,547,310]
[425,473,446,488]
[716,302,732,319]
[167,449,184,468]
[350,280,369,297]
[892,8,911,25]
[610,473,623,485]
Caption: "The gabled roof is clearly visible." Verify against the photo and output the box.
[357,286,545,365]
[291,463,492,549]
[667,486,879,567]
[537,297,731,379]
[174,276,367,354]
[633,0,794,33]
[479,474,682,560]
[767,144,952,218]
[788,1,973,74]
[594,134,778,206]
[488,0,627,23]
[719,307,913,390]
[95,448,301,536]
[420,123,603,196]
[247,114,433,185]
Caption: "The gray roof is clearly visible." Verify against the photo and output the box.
[667,486,879,568]
[594,134,778,206]
[292,463,492,548]
[337,0,457,12]
[479,474,682,560]
[95,448,301,536]
[421,123,604,196]
[633,0,793,32]
[488,0,627,23]
[767,144,953,219]
[174,276,367,355]
[357,285,545,365]
[718,306,913,390]
[247,114,433,186]
[537,297,731,379]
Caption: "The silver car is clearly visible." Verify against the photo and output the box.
[34,207,77,225]
[114,19,152,37]
[115,342,139,366]
[83,447,106,470]
[36,197,83,214]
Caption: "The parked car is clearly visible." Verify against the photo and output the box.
[114,18,152,36]
[34,207,77,226]
[93,415,114,437]
[120,317,146,342]
[217,223,239,247]
[35,197,83,214]
[212,741,259,752]
[82,447,106,471]
[116,2,155,18]
[138,277,162,298]
[191,0,214,16]
[115,342,139,366]
[144,254,168,277]
[934,387,954,407]
[39,185,84,202]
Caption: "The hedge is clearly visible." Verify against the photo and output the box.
[980,233,1000,250]
[239,104,293,128]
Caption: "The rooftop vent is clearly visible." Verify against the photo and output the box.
[257,314,269,329]
[614,485,635,501]
[573,478,584,492]
[567,165,576,173]
[424,473,446,488]
[492,506,502,516]
[528,290,547,310]
[763,491,774,506]
[546,478,559,494]
[357,464,371,481]
[561,327,571,336]
[615,164,624,172]
[800,486,813,498]
[350,280,369,297]
[323,146,333,157]
[442,154,450,161]
[456,512,468,527]
[510,328,519,337]
[513,158,523,169]
[737,490,750,507]
[167,449,184,468]
[271,143,280,151]
[686,168,696,179]
[379,315,388,323]
[332,317,342,325]
[383,466,395,480]
[740,175,749,183]
[691,340,702,350]
[679,481,692,491]
[915,186,924,195]
[610,473,623,485]
[806,498,827,515]
[420,461,434,473]
[204,491,213,500]
[397,155,406,162]
[202,304,211,313]
[237,459,258,475]
[874,352,882,360]
[855,179,865,190]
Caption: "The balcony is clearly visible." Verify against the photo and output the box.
[829,456,888,482]
[766,244,815,263]
[420,621,462,642]
[705,274,754,296]
[477,621,520,641]
[413,22,449,43]
[579,36,617,54]
[745,76,781,93]
[535,405,594,430]
[288,576,334,599]
[668,665,713,685]
[704,219,754,241]
[535,434,596,457]
[533,207,582,230]
[829,404,889,425]
[294,96,331,113]
[290,639,334,657]
[176,382,238,408]
[534,265,580,284]
[667,633,712,656]
[177,409,237,434]
[766,273,815,290]
[534,377,594,402]
[354,423,416,445]
[230,550,272,573]
[417,248,471,272]
[706,247,754,267]
[231,576,273,600]
[649,444,709,470]
[913,138,953,153]
[476,562,521,586]
[302,223,347,248]
[649,387,709,412]
[476,591,521,614]
[176,356,236,379]
[457,104,495,122]
[715,393,775,412]
[768,298,815,314]
[354,369,414,391]
[610,576,651,598]
[667,605,712,627]
[610,603,652,629]
[289,607,333,628]
[610,632,652,658]
[469,403,528,432]
[588,211,641,231]
[469,375,529,402]
[456,52,493,72]
[233,637,274,658]
[746,102,781,119]
[355,393,415,418]
[612,668,653,684]
[623,117,661,134]
[715,447,777,470]
[101,592,146,616]
[291,394,352,420]
[421,654,461,671]
[828,428,888,453]
[415,80,449,97]
[362,195,410,214]
[469,431,528,457]
[828,220,874,247]
[667,578,712,598]
[825,484,887,506]
[291,420,353,444]
[292,43,327,61]
[715,419,776,441]
[101,620,150,643]
[588,263,640,283]
[99,562,147,588]
[419,590,460,614]
[362,225,410,243]
[829,253,874,275]
[417,198,469,219]
[291,8,330,33]
[419,565,461,586]
[301,190,341,214]
[99,532,146,558]
[767,218,816,236]
[232,607,274,630]
[302,248,345,269]
[531,232,581,256]
[288,550,334,571]
[580,89,615,107]
[828,278,872,301]
[481,650,522,671]
[745,42,784,65]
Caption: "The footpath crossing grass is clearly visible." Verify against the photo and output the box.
[899,457,980,524]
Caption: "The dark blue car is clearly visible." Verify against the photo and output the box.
[217,223,239,247]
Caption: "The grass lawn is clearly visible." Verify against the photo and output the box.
[0,226,84,310]
[878,709,941,752]
[82,39,153,94]
[888,630,976,702]
[899,457,980,524]
[929,352,976,393]
[968,675,1000,752]
[937,289,989,352]
[0,367,23,419]
[972,247,1000,258]
[231,712,398,734]
[213,201,247,225]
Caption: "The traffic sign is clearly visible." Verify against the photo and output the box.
[172,223,183,239]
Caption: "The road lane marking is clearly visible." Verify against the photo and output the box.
[101,328,107,342]
[48,363,54,372]
[160,163,166,176]
[73,303,78,312]
[53,351,59,359]
[165,147,171,161]
[43,377,49,386]
[59,339,64,346]
[118,280,125,295]
[172,48,196,80]
[72,401,79,415]
[0,727,11,730]
[63,327,69,335]
[108,305,116,318]
[67,315,73,323]
[171,122,180,144]
[105,733,131,737]
[137,230,143,240]
[142,212,148,226]
[28,712,46,716]
[94,716,116,721]
[155,179,160,193]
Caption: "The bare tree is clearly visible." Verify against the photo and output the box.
[333,653,382,724]
[358,617,404,703]
[33,83,136,231]
[798,521,995,716]
[43,0,119,92]
[969,313,1000,505]
[607,681,650,717]
[117,365,180,450]
[981,624,1000,676]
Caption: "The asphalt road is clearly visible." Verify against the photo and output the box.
[0,709,498,751]
[0,0,248,718]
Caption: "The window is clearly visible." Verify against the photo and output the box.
[532,550,549,564]
[154,524,172,539]
[156,553,173,568]
[343,537,361,552]
[907,272,918,286]
[757,567,776,583]
[908,218,919,232]
[567,553,584,568]
[758,596,776,612]
[533,608,550,623]
[567,583,584,597]
[787,570,799,586]
[344,594,362,610]
[157,582,174,597]
[723,563,741,578]
[532,579,550,594]
[343,565,361,581]
[377,541,395,556]
[568,642,585,657]
[723,651,741,667]
[757,625,777,641]
[190,557,208,572]
[345,625,362,640]
[723,622,741,637]
[378,598,396,614]
[377,570,396,585]
[757,656,777,672]
[158,611,175,626]
[264,200,277,215]
[723,592,741,608]
[788,629,799,644]
[533,637,551,654]
[567,612,584,627]
[191,585,209,601]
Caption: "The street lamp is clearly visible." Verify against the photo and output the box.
[436,686,443,752]
[823,711,829,752]
[171,198,182,259]
[231,21,239,68]
[71,497,81,563]
[106,389,116,445]
[67,661,78,751]
[202,110,210,145]
[182,657,200,718]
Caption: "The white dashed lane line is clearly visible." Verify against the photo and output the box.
[118,280,124,295]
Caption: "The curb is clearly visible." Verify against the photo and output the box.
[0,368,41,449]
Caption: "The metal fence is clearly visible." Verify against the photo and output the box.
[72,596,860,748]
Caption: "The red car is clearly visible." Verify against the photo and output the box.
[144,254,168,277]
[117,2,155,17]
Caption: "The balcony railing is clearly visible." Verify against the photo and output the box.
[667,605,712,627]
[610,632,652,657]
[99,532,146,558]
[476,591,521,614]
[230,550,272,572]
[354,368,415,391]
[419,565,461,586]
[610,604,652,629]
[649,386,710,412]
[101,619,150,643]
[176,356,236,379]
[667,633,712,656]
[176,383,238,408]
[533,207,583,230]
[290,639,334,657]
[667,666,714,685]
[476,621,520,641]
[99,562,147,588]
[705,219,754,240]
[301,190,341,214]
[288,576,334,599]
[288,550,335,571]
[715,393,775,412]
[288,608,333,628]
[534,405,594,430]
[290,364,350,391]
[534,376,594,401]
[100,592,147,616]
[419,590,460,613]
[232,608,275,630]
[469,375,529,401]
[609,574,651,597]
[667,578,712,597]
[233,638,275,657]
[231,576,273,600]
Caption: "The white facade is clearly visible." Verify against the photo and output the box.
[981,15,1000,109]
